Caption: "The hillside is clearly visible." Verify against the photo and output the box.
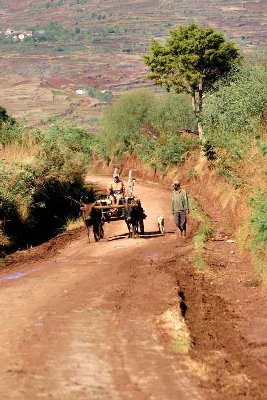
[0,0,266,48]
[0,0,266,125]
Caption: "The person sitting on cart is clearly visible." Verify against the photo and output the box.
[107,173,125,204]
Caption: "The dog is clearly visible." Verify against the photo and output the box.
[157,216,165,234]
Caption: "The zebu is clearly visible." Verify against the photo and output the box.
[124,198,146,238]
[80,202,104,242]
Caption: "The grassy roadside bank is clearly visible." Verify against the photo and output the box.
[0,121,95,252]
[93,63,267,280]
[190,198,213,271]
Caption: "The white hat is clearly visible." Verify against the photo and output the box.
[172,180,180,187]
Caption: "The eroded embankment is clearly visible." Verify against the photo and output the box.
[149,237,266,400]
[176,264,265,399]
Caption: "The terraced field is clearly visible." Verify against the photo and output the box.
[0,0,266,125]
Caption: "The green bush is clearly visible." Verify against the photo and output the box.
[97,89,155,160]
[138,135,198,171]
[249,191,267,247]
[96,89,198,165]
[32,22,73,42]
[156,136,198,167]
[201,65,267,161]
[0,106,16,125]
[261,142,267,155]
[147,93,197,134]
[85,86,113,102]
[0,123,94,250]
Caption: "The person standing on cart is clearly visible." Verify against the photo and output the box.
[107,173,125,205]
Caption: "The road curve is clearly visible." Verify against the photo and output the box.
[0,175,204,400]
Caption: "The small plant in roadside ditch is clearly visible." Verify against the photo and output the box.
[190,198,214,270]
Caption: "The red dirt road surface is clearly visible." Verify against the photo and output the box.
[0,175,266,399]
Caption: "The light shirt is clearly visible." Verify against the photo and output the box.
[171,189,189,212]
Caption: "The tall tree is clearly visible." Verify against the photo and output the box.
[144,23,241,138]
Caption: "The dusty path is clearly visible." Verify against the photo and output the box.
[0,176,204,400]
[1,175,267,400]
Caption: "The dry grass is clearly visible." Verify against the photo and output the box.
[184,149,267,280]
[158,307,191,354]
[0,232,12,248]
[0,142,39,164]
[66,217,84,231]
[182,358,211,381]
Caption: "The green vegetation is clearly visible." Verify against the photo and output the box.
[202,65,267,161]
[32,22,74,42]
[0,106,16,126]
[144,23,240,137]
[201,63,267,271]
[85,86,113,103]
[0,119,94,250]
[249,192,267,251]
[201,67,267,164]
[95,89,199,169]
[69,0,91,6]
[190,198,213,270]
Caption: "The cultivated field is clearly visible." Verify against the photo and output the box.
[0,0,266,125]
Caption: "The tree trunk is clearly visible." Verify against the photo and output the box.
[197,80,204,140]
[191,85,204,140]
[198,121,203,140]
[198,80,203,112]
[191,91,197,116]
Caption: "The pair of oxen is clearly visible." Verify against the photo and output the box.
[80,199,145,242]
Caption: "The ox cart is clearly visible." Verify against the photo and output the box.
[81,170,146,242]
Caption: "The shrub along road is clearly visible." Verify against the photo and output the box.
[0,176,266,400]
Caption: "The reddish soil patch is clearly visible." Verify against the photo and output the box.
[1,227,84,272]
[43,77,73,89]
[176,261,266,399]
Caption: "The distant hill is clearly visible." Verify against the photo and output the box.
[0,0,266,125]
[0,0,266,49]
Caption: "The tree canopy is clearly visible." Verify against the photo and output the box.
[144,23,241,137]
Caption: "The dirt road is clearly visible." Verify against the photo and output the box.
[0,176,204,400]
[1,175,267,400]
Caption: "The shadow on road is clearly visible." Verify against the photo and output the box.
[107,231,175,241]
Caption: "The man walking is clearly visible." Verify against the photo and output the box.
[171,180,189,238]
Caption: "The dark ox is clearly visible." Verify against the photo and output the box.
[124,199,145,239]
[80,202,104,242]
